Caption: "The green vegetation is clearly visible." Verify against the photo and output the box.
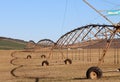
[0,40,26,50]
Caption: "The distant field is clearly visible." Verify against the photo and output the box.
[1,49,120,82]
[0,39,26,50]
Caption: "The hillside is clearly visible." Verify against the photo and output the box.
[65,38,120,49]
[0,37,27,50]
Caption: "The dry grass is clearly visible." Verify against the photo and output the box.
[0,49,120,82]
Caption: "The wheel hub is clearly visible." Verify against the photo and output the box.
[90,71,97,79]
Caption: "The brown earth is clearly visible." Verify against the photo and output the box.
[0,49,120,82]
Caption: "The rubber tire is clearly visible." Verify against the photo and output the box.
[86,66,102,79]
[64,59,72,64]
[118,68,120,71]
[42,60,49,66]
[27,55,31,59]
[41,55,46,58]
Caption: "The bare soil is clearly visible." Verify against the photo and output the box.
[0,49,120,82]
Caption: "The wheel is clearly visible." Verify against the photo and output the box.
[86,66,102,79]
[27,55,31,59]
[64,59,72,64]
[117,68,120,71]
[42,60,49,66]
[41,55,46,58]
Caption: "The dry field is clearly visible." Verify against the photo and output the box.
[0,49,120,82]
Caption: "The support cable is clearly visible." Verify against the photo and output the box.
[61,0,68,34]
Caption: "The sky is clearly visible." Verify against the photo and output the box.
[0,0,120,42]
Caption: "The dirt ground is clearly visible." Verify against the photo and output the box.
[0,50,120,82]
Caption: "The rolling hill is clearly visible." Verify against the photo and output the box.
[0,37,27,50]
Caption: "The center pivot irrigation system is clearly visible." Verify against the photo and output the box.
[82,0,120,79]
[51,24,120,79]
[11,0,120,80]
[44,0,120,79]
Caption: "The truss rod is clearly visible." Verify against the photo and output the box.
[60,32,73,48]
[83,0,114,25]
[98,29,118,66]
[56,35,68,48]
[81,26,93,41]
[66,30,79,45]
[71,28,85,44]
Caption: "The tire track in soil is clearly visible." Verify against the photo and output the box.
[10,51,41,82]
